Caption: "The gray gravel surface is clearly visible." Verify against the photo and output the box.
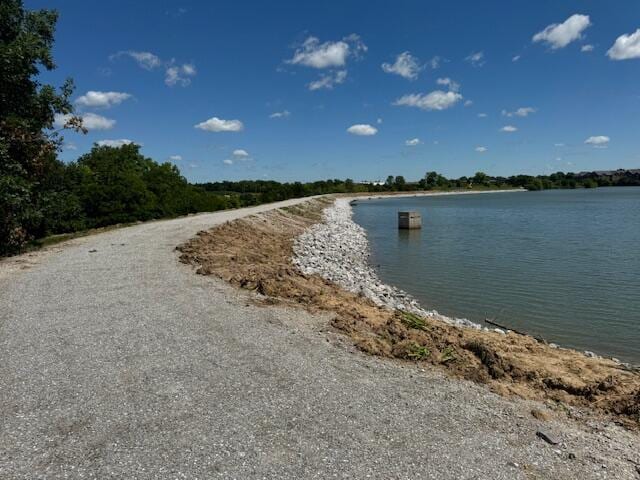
[1,198,638,479]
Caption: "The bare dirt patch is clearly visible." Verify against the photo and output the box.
[177,198,640,428]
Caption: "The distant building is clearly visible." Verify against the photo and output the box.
[358,180,385,186]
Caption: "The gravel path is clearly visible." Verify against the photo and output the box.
[1,198,638,479]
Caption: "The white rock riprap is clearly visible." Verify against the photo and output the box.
[293,198,481,329]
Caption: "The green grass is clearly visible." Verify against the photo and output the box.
[407,343,430,360]
[440,346,457,363]
[399,311,428,331]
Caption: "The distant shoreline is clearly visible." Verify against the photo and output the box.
[345,188,526,202]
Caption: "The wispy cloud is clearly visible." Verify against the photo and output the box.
[500,125,518,132]
[394,90,462,111]
[165,63,197,86]
[428,56,442,69]
[405,138,422,146]
[308,70,347,90]
[475,146,488,152]
[502,107,536,117]
[465,51,485,67]
[110,50,196,87]
[381,51,422,80]
[111,50,162,69]
[269,110,291,119]
[436,77,460,92]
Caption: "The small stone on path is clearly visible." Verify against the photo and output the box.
[536,429,560,445]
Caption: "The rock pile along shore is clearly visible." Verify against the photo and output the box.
[293,198,481,329]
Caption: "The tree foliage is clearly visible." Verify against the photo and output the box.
[0,0,78,254]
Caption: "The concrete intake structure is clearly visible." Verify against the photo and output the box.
[398,211,421,229]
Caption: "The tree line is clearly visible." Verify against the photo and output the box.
[1,1,638,256]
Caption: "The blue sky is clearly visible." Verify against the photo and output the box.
[32,0,640,182]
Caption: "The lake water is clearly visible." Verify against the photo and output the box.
[352,188,640,363]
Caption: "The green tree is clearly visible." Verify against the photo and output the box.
[0,0,80,254]
[385,175,395,187]
[425,171,438,188]
[394,175,406,190]
[72,144,158,226]
[473,171,488,186]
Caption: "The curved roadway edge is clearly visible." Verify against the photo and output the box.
[0,197,638,479]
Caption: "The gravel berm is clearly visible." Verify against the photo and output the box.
[1,197,638,479]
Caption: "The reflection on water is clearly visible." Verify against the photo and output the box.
[397,229,422,245]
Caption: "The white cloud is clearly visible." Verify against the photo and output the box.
[347,124,377,136]
[55,112,116,130]
[269,110,290,119]
[512,55,521,62]
[464,100,473,107]
[532,14,591,49]
[502,107,536,117]
[585,135,610,147]
[76,91,131,108]
[405,138,422,146]
[436,77,460,92]
[607,29,640,60]
[112,50,162,69]
[169,155,182,161]
[111,51,196,87]
[232,149,250,158]
[475,146,488,152]
[381,51,422,80]
[223,159,234,165]
[500,125,518,132]
[376,117,383,124]
[195,117,244,132]
[428,56,441,69]
[393,90,463,111]
[165,63,197,86]
[96,139,133,147]
[64,143,77,150]
[287,34,366,69]
[465,51,485,67]
[554,143,565,147]
[308,70,347,90]
[581,44,594,52]
[477,113,488,118]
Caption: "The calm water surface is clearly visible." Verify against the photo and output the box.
[352,188,640,363]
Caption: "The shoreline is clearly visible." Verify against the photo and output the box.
[298,195,637,368]
[178,196,640,427]
[293,198,481,330]
[345,187,526,202]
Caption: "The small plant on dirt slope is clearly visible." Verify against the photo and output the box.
[440,346,457,363]
[407,343,430,360]
[399,311,428,331]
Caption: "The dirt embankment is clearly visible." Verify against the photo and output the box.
[177,198,640,428]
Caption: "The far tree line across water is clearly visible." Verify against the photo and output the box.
[1,0,639,256]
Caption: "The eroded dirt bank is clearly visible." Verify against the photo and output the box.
[177,197,640,428]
